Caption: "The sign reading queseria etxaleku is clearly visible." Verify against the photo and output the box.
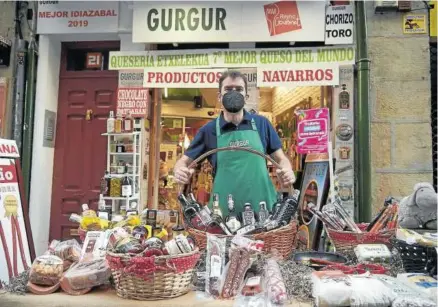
[133,1,326,43]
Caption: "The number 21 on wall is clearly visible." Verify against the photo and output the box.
[86,52,103,69]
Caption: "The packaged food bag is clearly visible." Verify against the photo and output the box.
[29,255,64,286]
[62,259,111,290]
[52,239,81,262]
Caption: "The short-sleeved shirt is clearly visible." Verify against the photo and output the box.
[184,111,282,177]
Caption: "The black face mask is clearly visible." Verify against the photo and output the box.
[222,90,245,113]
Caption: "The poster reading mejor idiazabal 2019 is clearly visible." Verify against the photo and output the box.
[333,66,355,219]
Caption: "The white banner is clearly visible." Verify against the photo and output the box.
[37,1,119,34]
[257,64,339,87]
[325,5,354,45]
[143,68,225,88]
[109,46,355,70]
[133,1,326,43]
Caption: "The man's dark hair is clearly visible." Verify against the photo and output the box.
[218,70,248,93]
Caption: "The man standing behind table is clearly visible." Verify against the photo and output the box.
[173,70,295,215]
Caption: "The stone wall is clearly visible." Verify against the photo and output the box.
[367,2,433,212]
[0,2,31,138]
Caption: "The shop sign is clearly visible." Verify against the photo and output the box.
[0,139,20,158]
[403,14,427,34]
[238,68,259,113]
[257,64,339,87]
[118,70,144,87]
[143,68,224,88]
[325,5,354,45]
[109,46,355,70]
[132,1,325,43]
[296,108,329,154]
[116,88,149,118]
[37,1,119,34]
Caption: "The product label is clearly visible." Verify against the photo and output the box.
[246,276,261,287]
[98,212,109,221]
[226,218,241,233]
[107,120,115,133]
[199,209,213,224]
[121,185,132,197]
[236,225,256,235]
[124,120,132,132]
[210,255,222,278]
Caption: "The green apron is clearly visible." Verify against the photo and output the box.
[209,117,277,215]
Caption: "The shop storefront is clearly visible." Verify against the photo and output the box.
[28,0,358,254]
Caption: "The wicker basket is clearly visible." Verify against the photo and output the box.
[392,238,437,275]
[180,146,298,259]
[326,223,395,254]
[106,249,200,300]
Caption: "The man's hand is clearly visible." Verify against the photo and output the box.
[174,167,195,184]
[276,168,296,187]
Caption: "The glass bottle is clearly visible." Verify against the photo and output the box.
[107,111,115,134]
[97,194,111,221]
[124,111,133,133]
[110,177,122,197]
[225,195,241,233]
[81,203,97,218]
[121,174,133,197]
[100,171,110,196]
[212,193,222,218]
[187,193,202,211]
[242,203,256,226]
[258,201,269,225]
[115,113,123,133]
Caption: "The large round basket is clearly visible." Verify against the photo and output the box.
[180,146,298,259]
[325,223,395,254]
[106,249,200,300]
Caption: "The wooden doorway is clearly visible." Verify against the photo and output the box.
[49,41,119,241]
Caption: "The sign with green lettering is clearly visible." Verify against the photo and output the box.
[109,46,355,70]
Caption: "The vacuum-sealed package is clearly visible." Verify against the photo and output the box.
[312,271,352,307]
[349,275,394,307]
[62,259,111,290]
[29,255,64,286]
[52,239,81,262]
[205,234,226,298]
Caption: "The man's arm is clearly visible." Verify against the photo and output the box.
[271,148,292,170]
[271,148,296,186]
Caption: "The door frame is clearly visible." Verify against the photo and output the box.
[49,41,119,241]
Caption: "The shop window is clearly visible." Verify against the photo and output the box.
[65,47,118,71]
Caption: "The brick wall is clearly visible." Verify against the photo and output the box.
[265,86,321,116]
[0,2,30,138]
[367,2,433,212]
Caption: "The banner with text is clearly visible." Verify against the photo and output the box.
[133,1,326,43]
[325,5,354,45]
[143,68,225,88]
[116,88,149,118]
[257,64,339,87]
[109,46,355,70]
[296,108,330,154]
[37,1,119,34]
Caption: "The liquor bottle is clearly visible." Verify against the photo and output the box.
[114,113,123,133]
[127,201,138,216]
[69,213,82,224]
[258,201,269,225]
[134,118,142,132]
[178,194,209,229]
[269,193,284,221]
[339,84,350,110]
[212,193,222,218]
[97,194,111,221]
[242,203,256,226]
[107,111,115,133]
[100,171,110,196]
[123,111,133,133]
[121,174,133,197]
[225,195,241,233]
[264,190,301,231]
[205,206,232,235]
[188,193,202,211]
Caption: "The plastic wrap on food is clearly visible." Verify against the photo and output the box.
[311,271,352,307]
[264,258,287,305]
[206,234,226,298]
[349,276,394,307]
[51,239,81,262]
[220,247,251,298]
[81,231,106,261]
[62,259,111,290]
[29,255,64,286]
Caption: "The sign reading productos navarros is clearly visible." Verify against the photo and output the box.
[143,69,224,88]
[109,46,355,70]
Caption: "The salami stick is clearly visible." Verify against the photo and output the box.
[230,249,250,298]
[221,248,240,298]
[265,258,287,305]
[14,216,29,269]
[12,218,18,276]
[0,222,12,279]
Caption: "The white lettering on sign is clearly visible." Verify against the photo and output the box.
[229,140,249,147]
[0,143,20,158]
[116,88,149,118]
[0,167,14,182]
[143,69,224,88]
[325,5,354,45]
[86,53,102,69]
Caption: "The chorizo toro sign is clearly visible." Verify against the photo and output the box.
[133,1,326,43]
[37,1,119,34]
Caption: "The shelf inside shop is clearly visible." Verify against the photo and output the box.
[101,132,141,136]
[102,194,139,200]
[109,152,140,156]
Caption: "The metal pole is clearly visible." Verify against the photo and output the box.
[355,1,372,222]
[12,39,27,153]
[22,3,38,202]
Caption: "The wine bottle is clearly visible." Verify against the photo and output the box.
[242,203,256,226]
[212,193,222,218]
[225,195,241,233]
[121,174,133,197]
[188,193,202,211]
[205,206,232,235]
[97,194,111,221]
[178,194,210,230]
[178,194,199,219]
[107,111,115,133]
[124,111,133,133]
[100,171,110,196]
[258,201,269,225]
